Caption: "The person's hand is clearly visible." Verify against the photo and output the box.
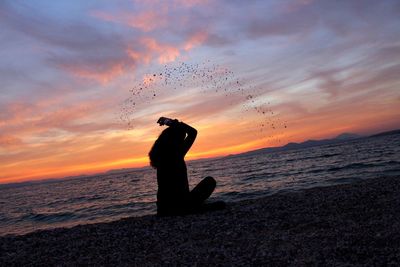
[157,117,169,126]
[157,117,178,126]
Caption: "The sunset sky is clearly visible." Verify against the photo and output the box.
[1,0,399,184]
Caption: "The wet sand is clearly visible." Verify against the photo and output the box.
[1,176,400,266]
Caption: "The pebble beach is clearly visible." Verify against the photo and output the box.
[1,176,400,266]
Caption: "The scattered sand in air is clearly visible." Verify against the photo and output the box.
[119,61,288,144]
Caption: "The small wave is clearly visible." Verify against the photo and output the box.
[327,177,363,184]
[105,202,139,210]
[48,195,104,207]
[69,195,106,203]
[236,168,257,175]
[87,195,105,201]
[47,196,85,206]
[286,153,341,163]
[21,212,76,223]
[0,214,10,223]
[306,153,341,161]
[383,160,400,166]
[327,162,378,172]
[242,172,275,181]
[221,191,239,197]
[286,167,326,176]
[307,168,327,174]
[321,153,341,158]
[381,169,400,176]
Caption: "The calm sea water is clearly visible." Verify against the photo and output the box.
[1,133,399,236]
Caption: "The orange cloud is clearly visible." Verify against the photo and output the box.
[126,31,209,65]
[87,7,211,84]
[92,0,211,33]
[127,11,165,31]
[0,95,119,154]
[61,62,125,84]
[0,135,23,148]
[126,48,151,64]
[128,38,181,64]
[183,31,208,51]
[143,38,180,64]
[91,10,166,32]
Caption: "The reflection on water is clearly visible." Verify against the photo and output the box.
[1,134,399,236]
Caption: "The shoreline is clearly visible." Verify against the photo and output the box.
[1,176,400,265]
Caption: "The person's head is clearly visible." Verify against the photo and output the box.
[148,125,186,168]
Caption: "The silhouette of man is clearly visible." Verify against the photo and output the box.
[149,117,225,216]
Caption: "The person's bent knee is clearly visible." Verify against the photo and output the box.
[204,176,216,187]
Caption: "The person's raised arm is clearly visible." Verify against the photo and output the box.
[178,121,197,156]
[157,117,197,156]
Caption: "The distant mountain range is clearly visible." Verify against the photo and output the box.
[226,129,400,158]
[370,129,400,138]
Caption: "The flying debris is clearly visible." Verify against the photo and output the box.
[119,61,288,139]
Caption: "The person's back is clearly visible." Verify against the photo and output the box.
[156,157,190,215]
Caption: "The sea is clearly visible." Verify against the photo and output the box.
[1,133,399,236]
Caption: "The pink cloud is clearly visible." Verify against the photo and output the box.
[127,30,209,65]
[0,134,23,148]
[142,38,180,63]
[60,28,208,83]
[90,0,209,32]
[183,31,208,51]
[61,62,125,85]
[126,48,151,64]
[128,37,180,64]
[0,95,120,147]
[56,28,209,84]
[91,10,166,32]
